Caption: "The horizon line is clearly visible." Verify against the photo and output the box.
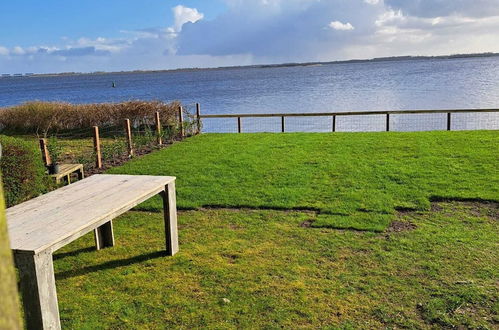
[1,51,498,77]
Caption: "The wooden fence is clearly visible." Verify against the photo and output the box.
[38,106,498,171]
[39,104,201,171]
[199,108,499,133]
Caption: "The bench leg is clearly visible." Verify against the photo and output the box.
[15,251,61,330]
[78,168,85,180]
[94,221,115,250]
[161,182,179,256]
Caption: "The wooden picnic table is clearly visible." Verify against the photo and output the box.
[6,174,178,330]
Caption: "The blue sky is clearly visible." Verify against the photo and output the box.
[0,1,226,47]
[1,0,499,74]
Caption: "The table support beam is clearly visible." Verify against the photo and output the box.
[15,251,61,330]
[161,182,179,256]
[94,221,115,250]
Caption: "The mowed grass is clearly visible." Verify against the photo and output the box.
[49,131,498,328]
[54,202,498,328]
[108,131,499,231]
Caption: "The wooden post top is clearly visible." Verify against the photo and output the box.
[7,175,175,254]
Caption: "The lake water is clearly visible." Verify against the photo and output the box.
[1,56,498,132]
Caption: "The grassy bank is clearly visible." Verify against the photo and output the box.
[108,131,498,231]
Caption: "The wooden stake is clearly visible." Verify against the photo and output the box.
[93,126,102,169]
[39,138,51,166]
[237,117,242,133]
[178,106,184,138]
[332,115,336,132]
[386,113,390,132]
[281,116,285,133]
[196,103,201,134]
[155,112,162,145]
[124,119,134,157]
[447,113,451,131]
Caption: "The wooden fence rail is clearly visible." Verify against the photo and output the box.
[199,108,499,133]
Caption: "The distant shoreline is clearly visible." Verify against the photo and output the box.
[2,52,498,78]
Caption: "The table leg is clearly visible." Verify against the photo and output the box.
[15,251,61,330]
[161,182,179,256]
[94,221,115,250]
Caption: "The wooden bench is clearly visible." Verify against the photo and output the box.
[39,138,85,185]
[50,163,85,184]
[7,174,178,330]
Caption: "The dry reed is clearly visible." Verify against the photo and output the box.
[0,100,183,136]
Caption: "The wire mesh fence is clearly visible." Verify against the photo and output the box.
[201,110,499,133]
[40,103,201,173]
[20,105,499,177]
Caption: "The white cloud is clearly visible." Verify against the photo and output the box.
[329,21,355,31]
[172,5,204,32]
[12,46,26,55]
[385,0,499,18]
[2,1,499,74]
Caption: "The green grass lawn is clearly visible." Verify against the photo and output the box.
[40,131,499,328]
[108,131,499,231]
[54,202,498,328]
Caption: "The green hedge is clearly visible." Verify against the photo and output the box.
[0,136,49,207]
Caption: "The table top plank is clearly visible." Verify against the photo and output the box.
[7,175,117,219]
[8,175,146,232]
[7,174,175,254]
[10,177,160,249]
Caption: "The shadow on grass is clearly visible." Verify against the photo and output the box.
[53,247,96,261]
[429,196,499,204]
[55,250,168,280]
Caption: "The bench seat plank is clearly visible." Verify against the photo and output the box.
[50,163,84,184]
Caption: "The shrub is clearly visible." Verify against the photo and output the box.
[47,136,63,164]
[0,135,49,207]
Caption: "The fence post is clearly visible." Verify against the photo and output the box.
[124,119,134,157]
[386,113,390,132]
[237,117,242,133]
[447,113,451,131]
[93,126,102,169]
[39,138,51,166]
[332,115,336,133]
[196,103,201,134]
[281,116,285,133]
[155,112,162,145]
[178,106,184,138]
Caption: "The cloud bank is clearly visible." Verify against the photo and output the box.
[1,0,499,73]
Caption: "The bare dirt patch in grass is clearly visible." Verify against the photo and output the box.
[387,220,417,233]
[300,219,316,228]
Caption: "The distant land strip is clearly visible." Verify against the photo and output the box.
[2,52,498,78]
